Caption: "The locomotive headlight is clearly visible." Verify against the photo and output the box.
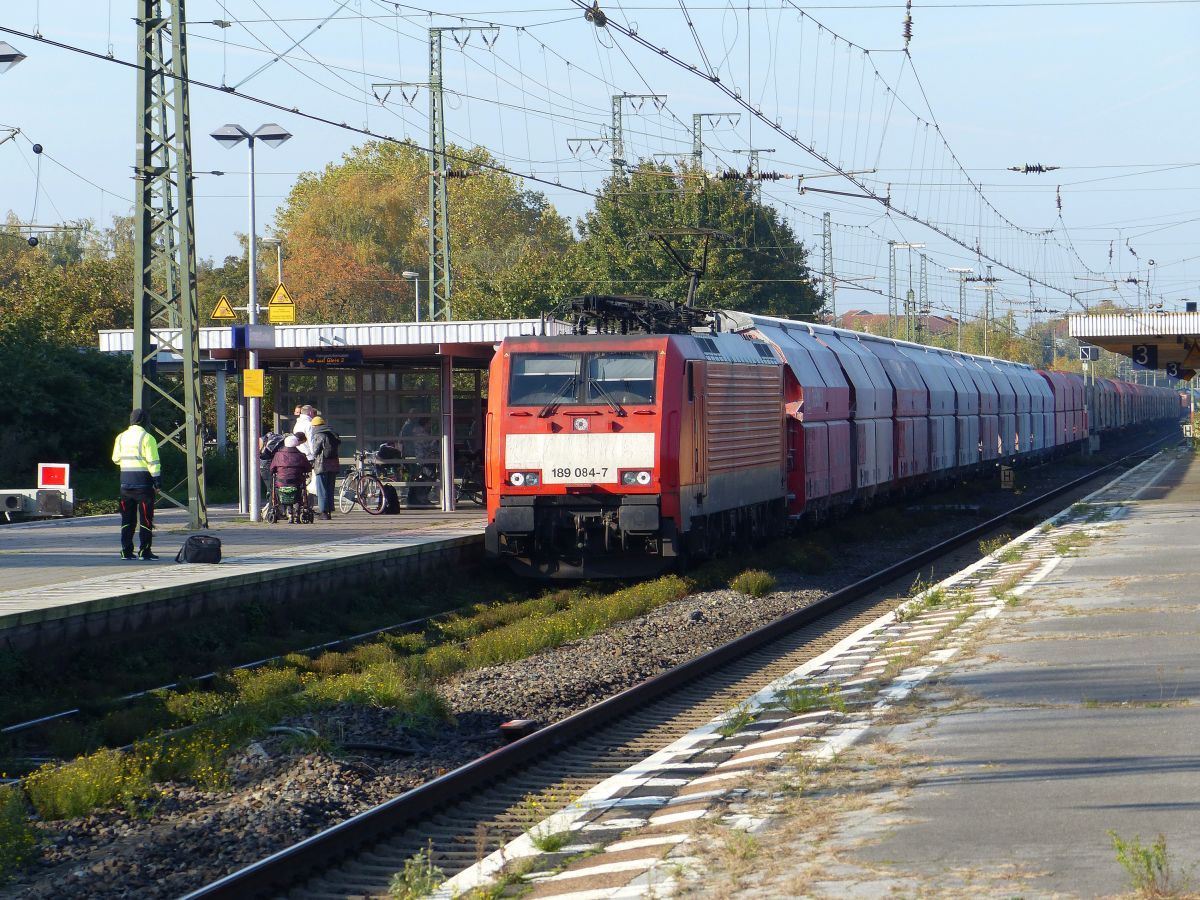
[620,469,652,486]
[635,470,652,486]
[508,470,540,487]
[509,472,525,487]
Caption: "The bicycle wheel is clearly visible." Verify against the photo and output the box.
[337,474,359,514]
[359,474,386,515]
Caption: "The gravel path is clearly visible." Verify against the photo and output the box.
[5,437,1161,898]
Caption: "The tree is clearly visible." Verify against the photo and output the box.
[273,140,573,323]
[568,163,822,318]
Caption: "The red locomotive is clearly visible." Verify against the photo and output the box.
[484,299,1182,578]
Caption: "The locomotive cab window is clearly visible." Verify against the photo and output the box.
[509,353,579,406]
[509,351,657,407]
[586,352,656,405]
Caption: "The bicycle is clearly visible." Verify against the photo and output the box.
[337,449,387,515]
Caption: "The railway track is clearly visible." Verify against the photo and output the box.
[185,433,1178,900]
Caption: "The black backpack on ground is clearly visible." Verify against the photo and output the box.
[175,534,222,563]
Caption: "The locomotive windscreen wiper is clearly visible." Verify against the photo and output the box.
[590,380,628,417]
[538,374,577,418]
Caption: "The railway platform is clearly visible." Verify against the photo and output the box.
[677,445,1200,896]
[0,505,485,650]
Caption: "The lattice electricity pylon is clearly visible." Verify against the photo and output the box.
[611,93,666,177]
[133,0,207,529]
[428,27,453,322]
[822,212,835,324]
[426,26,495,321]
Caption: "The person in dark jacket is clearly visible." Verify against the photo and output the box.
[270,435,312,488]
[269,435,313,524]
[308,416,341,520]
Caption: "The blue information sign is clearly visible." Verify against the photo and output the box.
[1131,344,1158,370]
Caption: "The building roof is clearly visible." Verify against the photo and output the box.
[837,309,959,335]
[98,318,567,363]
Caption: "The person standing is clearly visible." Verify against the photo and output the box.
[112,408,161,560]
[309,415,341,520]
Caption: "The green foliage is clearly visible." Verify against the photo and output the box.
[571,162,822,318]
[24,749,150,820]
[717,703,757,738]
[730,569,777,597]
[0,786,37,882]
[0,315,131,485]
[1108,831,1183,896]
[275,140,573,323]
[388,843,444,900]
[775,683,847,715]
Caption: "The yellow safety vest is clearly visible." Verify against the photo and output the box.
[112,425,162,476]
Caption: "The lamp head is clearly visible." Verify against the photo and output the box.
[0,41,26,74]
[253,124,292,149]
[402,271,420,279]
[210,124,251,149]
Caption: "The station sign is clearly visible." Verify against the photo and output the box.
[1166,362,1182,379]
[37,463,70,490]
[267,283,296,324]
[302,349,364,368]
[243,368,265,398]
[1131,344,1158,370]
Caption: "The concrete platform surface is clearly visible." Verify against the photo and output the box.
[0,505,485,643]
[823,448,1200,896]
[0,504,485,593]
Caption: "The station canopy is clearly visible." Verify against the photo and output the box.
[1069,312,1200,381]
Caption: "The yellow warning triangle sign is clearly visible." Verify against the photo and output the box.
[211,295,236,320]
[267,282,296,324]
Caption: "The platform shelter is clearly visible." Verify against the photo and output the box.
[1069,311,1200,381]
[99,318,566,511]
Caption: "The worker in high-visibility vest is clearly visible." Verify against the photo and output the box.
[112,408,161,560]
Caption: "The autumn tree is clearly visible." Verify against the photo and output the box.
[273,140,573,323]
[568,163,822,318]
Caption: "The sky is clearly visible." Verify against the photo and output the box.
[2,0,1199,326]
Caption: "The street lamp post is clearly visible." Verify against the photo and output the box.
[403,270,421,322]
[211,123,292,523]
[0,41,27,73]
[262,237,284,287]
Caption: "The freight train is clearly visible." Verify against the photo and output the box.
[484,301,1183,578]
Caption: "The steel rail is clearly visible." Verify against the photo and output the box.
[186,433,1178,899]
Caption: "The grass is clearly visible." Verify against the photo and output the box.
[517,786,573,853]
[388,843,444,900]
[1109,831,1188,897]
[0,786,37,883]
[774,683,846,715]
[1054,531,1094,556]
[978,533,1023,563]
[730,569,776,597]
[717,703,757,738]
[895,573,971,623]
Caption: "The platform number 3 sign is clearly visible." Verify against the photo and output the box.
[1166,362,1181,379]
[1132,344,1157,370]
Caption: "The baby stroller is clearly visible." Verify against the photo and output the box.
[265,477,314,524]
